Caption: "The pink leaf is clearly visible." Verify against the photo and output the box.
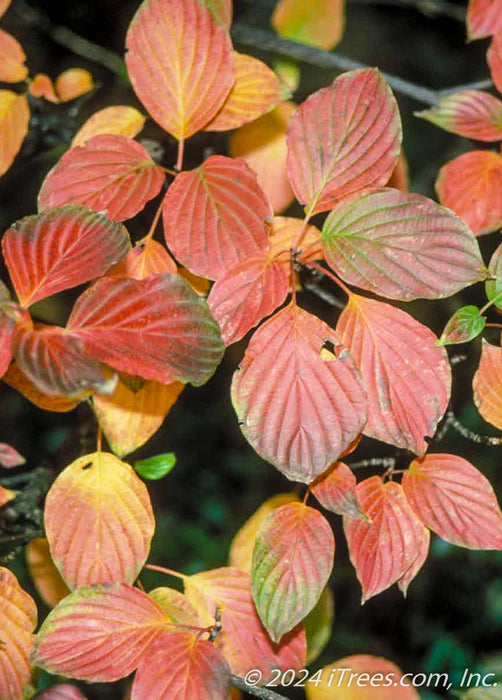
[311,461,366,519]
[417,91,502,141]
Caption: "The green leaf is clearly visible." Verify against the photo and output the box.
[486,242,502,309]
[134,453,177,480]
[438,306,486,346]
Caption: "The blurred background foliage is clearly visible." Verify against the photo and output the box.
[1,0,502,698]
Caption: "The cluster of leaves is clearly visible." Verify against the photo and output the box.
[1,0,502,697]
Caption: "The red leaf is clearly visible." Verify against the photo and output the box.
[38,135,165,221]
[286,68,401,214]
[467,0,502,39]
[207,253,288,345]
[29,74,59,103]
[268,216,322,271]
[251,502,335,642]
[32,583,171,681]
[184,567,306,681]
[0,311,15,379]
[311,461,366,519]
[473,339,502,430]
[3,362,79,412]
[337,295,451,455]
[0,90,29,177]
[416,91,502,141]
[107,239,177,280]
[0,442,25,468]
[44,452,155,589]
[436,150,502,236]
[488,34,502,95]
[13,325,114,397]
[162,155,271,280]
[0,567,37,700]
[344,476,426,601]
[125,0,234,143]
[0,29,27,83]
[67,274,224,386]
[231,303,367,483]
[322,188,486,300]
[131,630,231,700]
[3,205,131,307]
[229,102,297,214]
[403,454,502,549]
[398,527,430,597]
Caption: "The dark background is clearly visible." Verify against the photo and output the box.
[1,0,502,698]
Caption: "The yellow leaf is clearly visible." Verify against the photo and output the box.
[0,29,28,83]
[72,106,146,147]
[272,0,345,51]
[0,90,29,177]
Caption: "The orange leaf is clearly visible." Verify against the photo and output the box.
[436,150,502,236]
[0,485,16,507]
[205,52,287,132]
[251,502,335,642]
[0,567,37,700]
[272,0,345,50]
[344,476,426,601]
[231,303,367,483]
[311,461,366,519]
[467,0,502,39]
[337,295,451,455]
[0,29,28,82]
[386,149,409,191]
[0,311,15,379]
[0,442,25,467]
[207,253,289,345]
[3,205,131,307]
[228,493,300,573]
[55,68,93,101]
[72,106,146,147]
[306,655,419,699]
[44,452,155,589]
[93,377,183,457]
[67,275,224,386]
[0,90,29,177]
[131,630,231,699]
[28,74,59,103]
[3,362,79,412]
[0,0,11,18]
[268,216,322,273]
[125,0,234,142]
[148,587,202,626]
[33,583,171,681]
[230,102,296,214]
[107,239,177,279]
[403,453,502,549]
[38,135,165,222]
[162,155,271,280]
[473,339,502,430]
[417,91,502,141]
[26,538,70,609]
[287,68,401,214]
[184,567,306,681]
[488,34,502,95]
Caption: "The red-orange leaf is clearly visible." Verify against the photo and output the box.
[231,303,367,483]
[29,74,59,103]
[3,362,79,412]
[0,567,37,700]
[311,461,366,519]
[207,253,288,345]
[403,453,502,549]
[26,538,70,609]
[344,476,426,601]
[488,34,502,95]
[268,216,322,271]
[323,188,486,300]
[416,91,502,141]
[287,68,401,214]
[3,206,131,307]
[163,155,271,280]
[44,452,155,589]
[72,106,146,147]
[184,567,306,681]
[125,0,234,143]
[32,583,171,681]
[0,442,25,468]
[38,135,165,222]
[436,150,502,236]
[473,339,502,430]
[13,325,113,397]
[0,311,15,379]
[0,91,29,177]
[0,29,28,83]
[229,102,296,214]
[467,0,502,39]
[205,53,286,132]
[251,502,334,642]
[131,630,231,700]
[337,295,451,455]
[108,239,177,280]
[67,274,224,386]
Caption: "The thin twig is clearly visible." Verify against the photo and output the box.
[347,0,466,22]
[442,409,502,446]
[231,676,288,699]
[349,457,397,470]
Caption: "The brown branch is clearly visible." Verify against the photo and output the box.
[231,675,289,699]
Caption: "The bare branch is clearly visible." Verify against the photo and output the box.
[440,410,502,446]
[231,675,289,699]
[349,457,397,470]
